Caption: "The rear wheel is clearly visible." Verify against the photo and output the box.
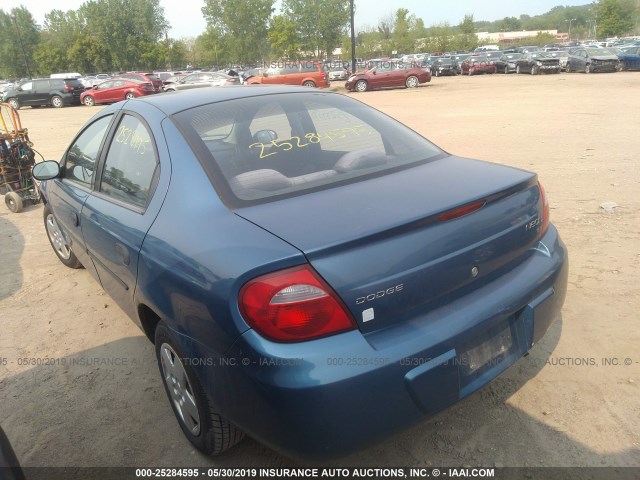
[125,92,136,100]
[83,95,95,106]
[51,95,64,108]
[44,205,82,268]
[5,192,23,213]
[617,62,624,72]
[7,98,19,110]
[302,80,316,87]
[405,75,419,88]
[355,79,368,92]
[155,322,244,455]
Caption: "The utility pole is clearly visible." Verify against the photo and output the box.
[12,14,32,78]
[350,0,356,74]
[566,18,576,42]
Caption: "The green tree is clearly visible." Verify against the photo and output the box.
[0,7,39,78]
[268,15,301,60]
[202,0,274,64]
[596,0,635,37]
[282,0,350,59]
[80,0,169,71]
[500,16,522,31]
[455,14,478,51]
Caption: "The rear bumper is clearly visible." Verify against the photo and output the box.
[187,225,567,459]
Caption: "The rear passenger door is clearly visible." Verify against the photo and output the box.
[81,111,165,320]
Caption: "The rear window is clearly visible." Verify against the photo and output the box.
[173,92,443,206]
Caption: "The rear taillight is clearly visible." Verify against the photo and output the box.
[226,78,236,83]
[439,200,486,222]
[538,181,550,235]
[239,265,356,342]
[64,85,73,91]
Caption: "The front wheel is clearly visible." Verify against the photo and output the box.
[302,80,316,87]
[585,64,591,74]
[44,205,82,268]
[51,95,64,108]
[7,98,19,110]
[504,66,509,74]
[155,322,245,455]
[566,63,571,73]
[83,96,95,106]
[516,65,521,74]
[617,62,624,72]
[531,65,538,75]
[355,79,368,92]
[405,75,419,88]
[125,92,136,100]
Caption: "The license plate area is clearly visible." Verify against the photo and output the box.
[458,320,514,379]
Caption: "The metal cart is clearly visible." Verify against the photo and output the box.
[0,103,40,213]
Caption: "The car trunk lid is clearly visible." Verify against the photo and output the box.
[235,156,545,334]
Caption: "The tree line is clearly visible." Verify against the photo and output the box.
[1,0,638,79]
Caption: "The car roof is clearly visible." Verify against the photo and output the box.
[133,85,333,116]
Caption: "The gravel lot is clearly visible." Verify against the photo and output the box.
[1,72,639,470]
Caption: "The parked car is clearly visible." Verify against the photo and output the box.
[32,86,567,459]
[618,46,640,70]
[247,62,328,88]
[494,53,523,73]
[515,52,561,75]
[161,74,188,91]
[431,58,457,76]
[548,50,570,71]
[327,65,349,81]
[452,53,471,74]
[114,72,164,92]
[345,62,431,91]
[566,47,620,73]
[163,72,239,91]
[2,78,84,109]
[80,78,155,105]
[461,56,496,75]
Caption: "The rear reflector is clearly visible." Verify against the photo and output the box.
[239,265,356,342]
[438,200,486,222]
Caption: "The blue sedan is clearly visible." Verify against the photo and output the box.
[618,46,640,70]
[32,86,567,458]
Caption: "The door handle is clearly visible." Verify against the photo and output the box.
[70,211,79,226]
[114,243,130,266]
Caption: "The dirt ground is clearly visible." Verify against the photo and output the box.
[1,73,639,470]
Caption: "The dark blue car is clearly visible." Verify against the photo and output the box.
[33,86,567,459]
[618,46,640,70]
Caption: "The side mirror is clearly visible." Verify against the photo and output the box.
[32,161,61,181]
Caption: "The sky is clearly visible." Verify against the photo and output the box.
[4,0,592,39]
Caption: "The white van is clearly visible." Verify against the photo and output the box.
[50,72,82,79]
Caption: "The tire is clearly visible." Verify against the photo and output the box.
[565,63,571,73]
[531,65,538,75]
[5,192,23,213]
[585,64,591,74]
[617,62,624,72]
[83,96,95,106]
[504,66,509,74]
[355,79,368,92]
[7,98,19,110]
[51,95,64,108]
[43,205,82,268]
[405,75,419,88]
[125,92,136,100]
[155,322,244,455]
[516,65,521,74]
[434,70,439,77]
[302,80,316,87]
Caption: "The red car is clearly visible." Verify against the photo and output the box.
[115,72,164,92]
[80,79,155,106]
[461,56,496,75]
[345,62,431,92]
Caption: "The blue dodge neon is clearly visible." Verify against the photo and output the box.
[33,86,567,458]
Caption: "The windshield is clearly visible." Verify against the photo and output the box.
[173,92,444,206]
